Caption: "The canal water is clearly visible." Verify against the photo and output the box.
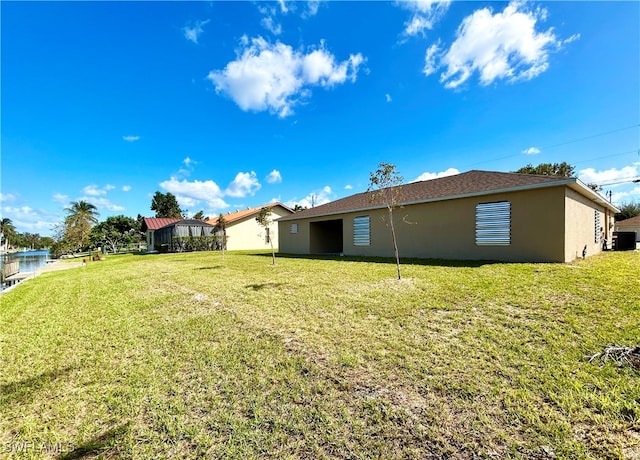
[1,250,51,291]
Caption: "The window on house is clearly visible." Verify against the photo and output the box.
[265,227,270,244]
[594,210,601,243]
[290,223,298,234]
[476,201,511,246]
[353,216,370,246]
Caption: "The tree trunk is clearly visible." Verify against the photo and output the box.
[388,207,401,280]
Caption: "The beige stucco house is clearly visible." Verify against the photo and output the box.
[207,203,294,251]
[277,170,619,263]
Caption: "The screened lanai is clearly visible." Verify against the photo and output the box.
[153,219,220,252]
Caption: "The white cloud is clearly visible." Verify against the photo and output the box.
[385,93,392,103]
[52,193,69,204]
[225,171,261,197]
[207,37,365,117]
[611,186,640,205]
[398,0,451,37]
[261,16,282,36]
[0,193,17,203]
[578,164,639,186]
[2,206,59,234]
[122,185,132,192]
[81,197,125,212]
[122,135,140,142]
[266,169,282,184]
[183,19,210,44]
[423,42,441,76]
[160,176,230,213]
[344,184,353,190]
[83,184,108,196]
[304,1,320,18]
[522,147,541,155]
[428,2,570,89]
[413,167,460,182]
[287,185,333,209]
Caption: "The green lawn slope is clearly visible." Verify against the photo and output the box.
[1,251,638,459]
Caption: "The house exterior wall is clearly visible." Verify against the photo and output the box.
[146,230,155,251]
[564,188,606,261]
[226,206,291,251]
[279,186,604,263]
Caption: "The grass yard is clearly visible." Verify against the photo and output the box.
[1,251,639,459]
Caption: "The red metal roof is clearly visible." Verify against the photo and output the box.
[143,217,182,230]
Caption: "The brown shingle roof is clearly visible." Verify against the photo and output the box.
[616,215,640,226]
[279,170,580,221]
[206,202,293,226]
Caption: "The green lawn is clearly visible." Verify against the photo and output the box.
[1,251,638,459]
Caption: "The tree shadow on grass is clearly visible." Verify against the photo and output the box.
[246,282,285,291]
[196,266,222,270]
[59,423,130,460]
[0,367,74,407]
[249,252,498,268]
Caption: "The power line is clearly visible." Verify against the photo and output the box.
[462,122,640,169]
[535,123,640,152]
[573,148,640,165]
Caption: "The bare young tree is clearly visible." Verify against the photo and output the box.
[255,206,276,265]
[368,162,404,280]
[217,213,227,259]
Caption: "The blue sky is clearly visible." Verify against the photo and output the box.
[2,1,639,236]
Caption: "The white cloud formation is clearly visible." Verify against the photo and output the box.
[0,193,17,203]
[423,42,441,75]
[344,184,353,190]
[82,184,111,196]
[266,169,282,184]
[398,0,451,37]
[225,171,261,197]
[385,93,392,103]
[160,176,230,213]
[122,185,132,192]
[52,193,69,204]
[287,185,333,209]
[261,15,282,36]
[207,37,365,117]
[183,19,210,44]
[522,147,541,155]
[426,2,572,89]
[611,186,640,205]
[81,197,125,212]
[413,167,460,182]
[578,164,639,186]
[304,1,320,18]
[2,206,59,234]
[123,135,140,142]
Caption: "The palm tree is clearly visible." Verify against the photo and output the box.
[1,217,16,250]
[64,201,100,251]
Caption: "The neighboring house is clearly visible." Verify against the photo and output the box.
[152,219,217,252]
[206,203,294,251]
[615,215,640,242]
[278,170,619,263]
[142,217,181,252]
